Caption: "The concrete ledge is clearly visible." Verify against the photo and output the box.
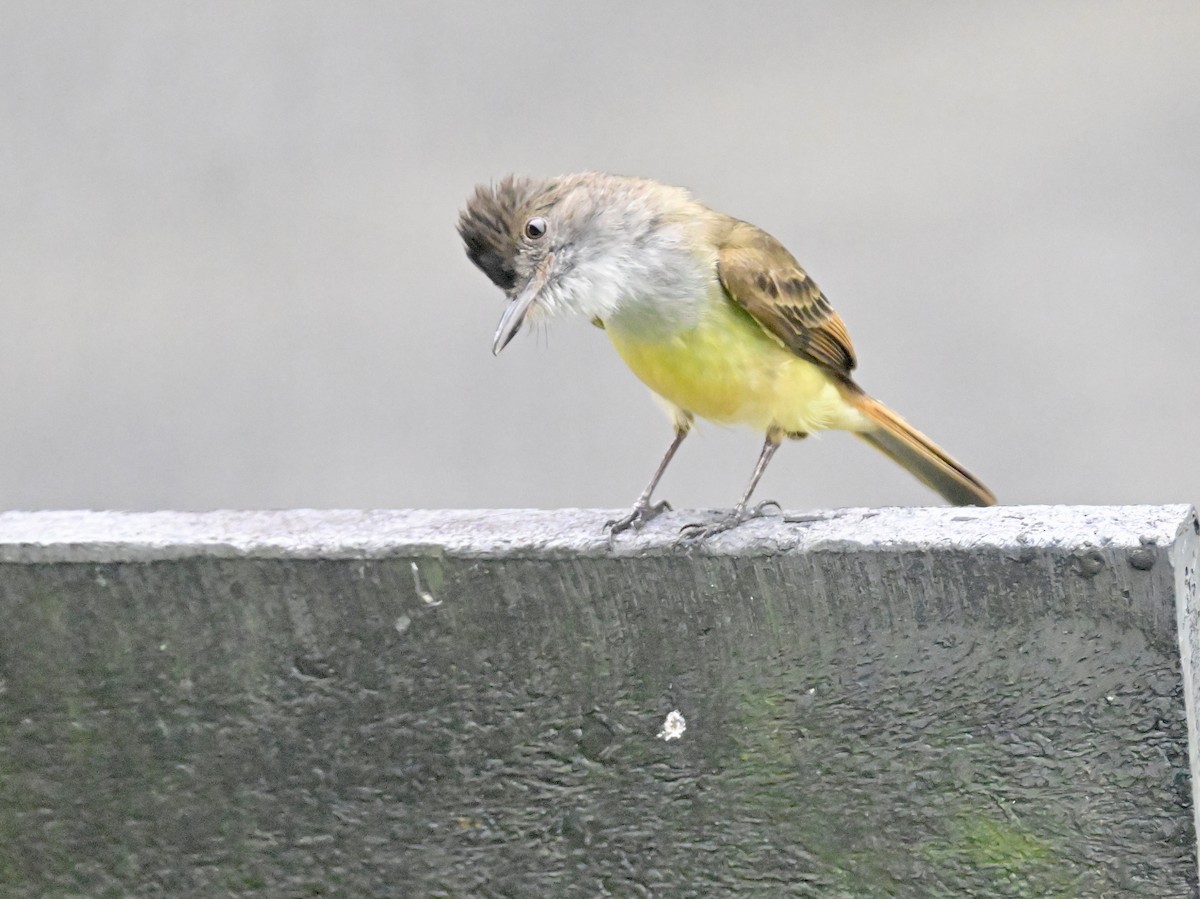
[0,504,1192,560]
[0,505,1197,896]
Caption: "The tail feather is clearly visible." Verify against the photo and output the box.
[848,393,995,507]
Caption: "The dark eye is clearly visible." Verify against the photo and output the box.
[524,217,547,240]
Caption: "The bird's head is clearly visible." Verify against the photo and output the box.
[458,173,707,354]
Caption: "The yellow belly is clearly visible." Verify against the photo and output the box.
[606,300,868,435]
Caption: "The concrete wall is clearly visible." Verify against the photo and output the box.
[1,505,1197,895]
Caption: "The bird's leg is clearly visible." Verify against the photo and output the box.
[679,432,784,541]
[605,422,691,539]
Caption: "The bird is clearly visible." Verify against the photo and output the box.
[457,172,994,539]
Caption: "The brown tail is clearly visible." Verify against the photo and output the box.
[847,393,995,507]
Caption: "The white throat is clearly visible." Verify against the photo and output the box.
[539,202,717,339]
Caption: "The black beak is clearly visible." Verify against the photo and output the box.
[492,257,551,356]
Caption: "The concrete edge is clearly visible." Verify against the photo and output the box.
[1171,512,1200,887]
[0,504,1193,563]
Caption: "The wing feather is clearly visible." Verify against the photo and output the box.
[716,222,856,377]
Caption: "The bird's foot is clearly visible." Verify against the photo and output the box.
[605,499,672,543]
[677,500,783,543]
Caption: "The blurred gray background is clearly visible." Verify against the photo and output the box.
[1,2,1197,512]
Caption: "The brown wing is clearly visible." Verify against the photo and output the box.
[716,221,856,378]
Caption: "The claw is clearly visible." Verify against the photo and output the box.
[605,499,672,544]
[677,499,783,543]
[752,499,782,516]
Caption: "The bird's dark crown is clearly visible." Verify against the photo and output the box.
[457,176,556,291]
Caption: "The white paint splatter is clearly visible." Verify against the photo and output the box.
[657,709,686,741]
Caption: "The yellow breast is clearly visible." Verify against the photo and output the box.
[605,297,866,435]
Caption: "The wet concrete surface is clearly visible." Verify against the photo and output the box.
[0,506,1196,896]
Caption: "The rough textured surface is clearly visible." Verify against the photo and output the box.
[0,505,1197,897]
[0,504,1193,560]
